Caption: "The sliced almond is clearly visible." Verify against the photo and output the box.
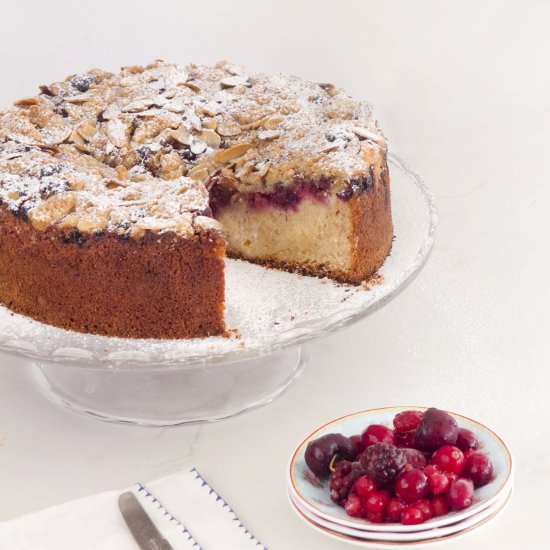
[189,138,207,155]
[220,75,249,88]
[106,118,130,148]
[216,121,241,137]
[122,97,155,113]
[319,83,338,97]
[215,143,252,163]
[77,210,109,233]
[200,129,221,149]
[14,97,39,107]
[263,116,285,130]
[65,94,90,104]
[351,126,386,145]
[76,119,97,141]
[177,81,201,93]
[187,164,210,181]
[201,119,217,130]
[257,129,280,141]
[40,124,72,146]
[28,193,77,231]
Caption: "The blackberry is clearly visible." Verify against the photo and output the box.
[71,74,96,93]
[328,460,365,505]
[359,442,406,488]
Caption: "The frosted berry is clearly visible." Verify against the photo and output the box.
[359,442,406,487]
[447,478,475,510]
[393,410,423,433]
[329,460,365,505]
[428,471,450,495]
[354,475,376,497]
[344,493,363,517]
[401,506,425,525]
[365,490,390,513]
[386,498,406,522]
[361,424,395,448]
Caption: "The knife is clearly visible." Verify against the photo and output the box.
[118,491,174,550]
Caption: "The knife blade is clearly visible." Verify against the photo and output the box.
[118,491,174,550]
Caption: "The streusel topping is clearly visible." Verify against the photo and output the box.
[0,60,386,237]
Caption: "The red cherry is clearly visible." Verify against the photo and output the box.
[385,498,406,522]
[393,411,423,433]
[401,505,425,525]
[423,464,440,477]
[431,445,465,474]
[395,469,429,503]
[447,478,475,510]
[344,493,363,517]
[350,434,366,455]
[354,475,376,497]
[366,510,384,523]
[463,452,494,487]
[361,425,395,448]
[428,471,450,495]
[431,495,450,517]
[365,490,390,513]
[415,499,433,521]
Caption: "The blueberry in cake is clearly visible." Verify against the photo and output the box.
[0,61,392,338]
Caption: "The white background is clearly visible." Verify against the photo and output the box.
[0,0,549,548]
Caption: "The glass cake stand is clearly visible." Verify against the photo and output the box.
[0,154,436,426]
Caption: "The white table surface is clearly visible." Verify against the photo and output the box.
[1,0,549,548]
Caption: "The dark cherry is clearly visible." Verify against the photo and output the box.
[305,433,356,477]
[447,478,475,510]
[393,411,423,433]
[415,408,459,452]
[395,469,429,503]
[456,428,480,452]
[359,442,406,488]
[350,434,366,455]
[361,424,395,447]
[463,453,494,487]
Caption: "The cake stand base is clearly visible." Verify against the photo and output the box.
[32,345,308,426]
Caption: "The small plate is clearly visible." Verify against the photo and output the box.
[288,407,513,533]
[289,488,512,542]
[289,489,512,548]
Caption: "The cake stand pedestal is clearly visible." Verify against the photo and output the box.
[0,154,435,426]
[31,346,308,426]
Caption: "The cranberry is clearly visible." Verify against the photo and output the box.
[344,493,363,517]
[431,495,449,517]
[428,471,450,495]
[394,411,423,433]
[361,424,395,448]
[447,478,475,510]
[365,490,390,513]
[366,511,384,523]
[444,471,459,485]
[385,498,406,522]
[395,431,417,448]
[395,469,429,503]
[305,433,356,477]
[463,452,494,487]
[415,408,459,452]
[423,464,440,477]
[402,448,427,469]
[401,506,425,525]
[350,434,366,455]
[431,445,465,474]
[416,499,433,521]
[329,460,365,505]
[456,428,479,452]
[354,475,376,497]
[359,442,406,488]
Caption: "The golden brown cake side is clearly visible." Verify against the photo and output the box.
[0,205,226,339]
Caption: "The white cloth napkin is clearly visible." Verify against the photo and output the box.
[0,468,267,549]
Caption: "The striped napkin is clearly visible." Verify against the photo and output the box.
[0,468,267,549]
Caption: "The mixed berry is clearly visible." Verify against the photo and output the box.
[303,408,494,525]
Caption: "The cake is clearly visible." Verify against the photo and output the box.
[0,61,393,339]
